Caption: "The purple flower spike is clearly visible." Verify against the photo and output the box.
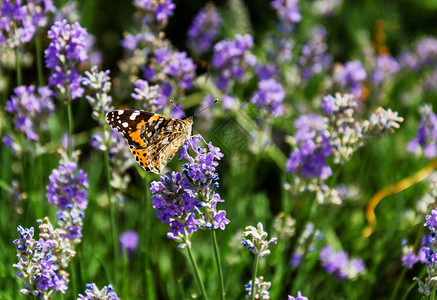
[319,246,365,280]
[187,3,222,54]
[212,34,256,91]
[150,137,228,245]
[250,78,285,117]
[45,20,90,100]
[5,85,55,141]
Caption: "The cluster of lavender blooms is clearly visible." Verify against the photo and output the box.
[298,26,333,80]
[407,104,437,158]
[82,66,113,123]
[0,0,55,48]
[212,33,256,92]
[77,283,120,300]
[242,223,277,299]
[250,78,285,117]
[13,161,89,298]
[119,230,139,258]
[3,85,55,153]
[333,61,367,99]
[150,136,228,247]
[271,0,301,34]
[319,246,365,280]
[371,54,400,85]
[46,161,89,241]
[402,174,437,269]
[401,244,426,269]
[13,225,68,298]
[242,222,277,257]
[187,3,222,55]
[286,93,403,203]
[399,37,437,72]
[84,67,134,202]
[244,276,271,300]
[288,291,308,300]
[45,19,90,100]
[133,0,175,26]
[141,47,196,108]
[290,223,323,268]
[413,208,437,295]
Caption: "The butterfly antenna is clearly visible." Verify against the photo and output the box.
[169,100,187,118]
[191,99,218,118]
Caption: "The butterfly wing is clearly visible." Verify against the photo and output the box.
[107,110,193,174]
[107,110,156,150]
[146,131,189,173]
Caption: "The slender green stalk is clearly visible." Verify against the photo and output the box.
[66,101,73,158]
[210,229,225,300]
[71,260,78,298]
[15,47,22,86]
[250,255,259,300]
[103,129,118,283]
[35,35,45,86]
[186,244,208,300]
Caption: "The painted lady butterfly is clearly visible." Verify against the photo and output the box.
[106,110,193,174]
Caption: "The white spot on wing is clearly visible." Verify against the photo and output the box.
[122,122,128,128]
[118,110,124,115]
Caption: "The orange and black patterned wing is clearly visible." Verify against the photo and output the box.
[106,109,156,150]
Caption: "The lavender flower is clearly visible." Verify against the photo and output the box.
[77,283,120,300]
[141,48,196,107]
[401,37,437,72]
[82,66,113,122]
[402,245,420,269]
[131,79,162,110]
[414,209,437,295]
[212,34,256,91]
[371,54,400,85]
[298,25,332,80]
[408,105,437,158]
[288,291,308,300]
[134,0,175,23]
[271,0,301,33]
[150,137,227,246]
[45,20,90,100]
[241,222,277,257]
[46,161,89,211]
[319,246,365,280]
[120,230,139,257]
[13,224,69,298]
[286,114,333,180]
[0,0,55,48]
[187,3,222,54]
[245,276,271,300]
[333,60,367,99]
[250,78,285,117]
[5,85,55,141]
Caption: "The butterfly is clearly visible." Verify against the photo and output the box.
[106,110,193,174]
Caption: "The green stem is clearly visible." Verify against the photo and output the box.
[251,255,259,300]
[15,47,22,86]
[35,35,45,86]
[186,244,208,300]
[210,229,225,300]
[66,101,73,158]
[103,129,118,283]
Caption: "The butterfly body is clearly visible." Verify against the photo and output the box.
[107,109,193,174]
